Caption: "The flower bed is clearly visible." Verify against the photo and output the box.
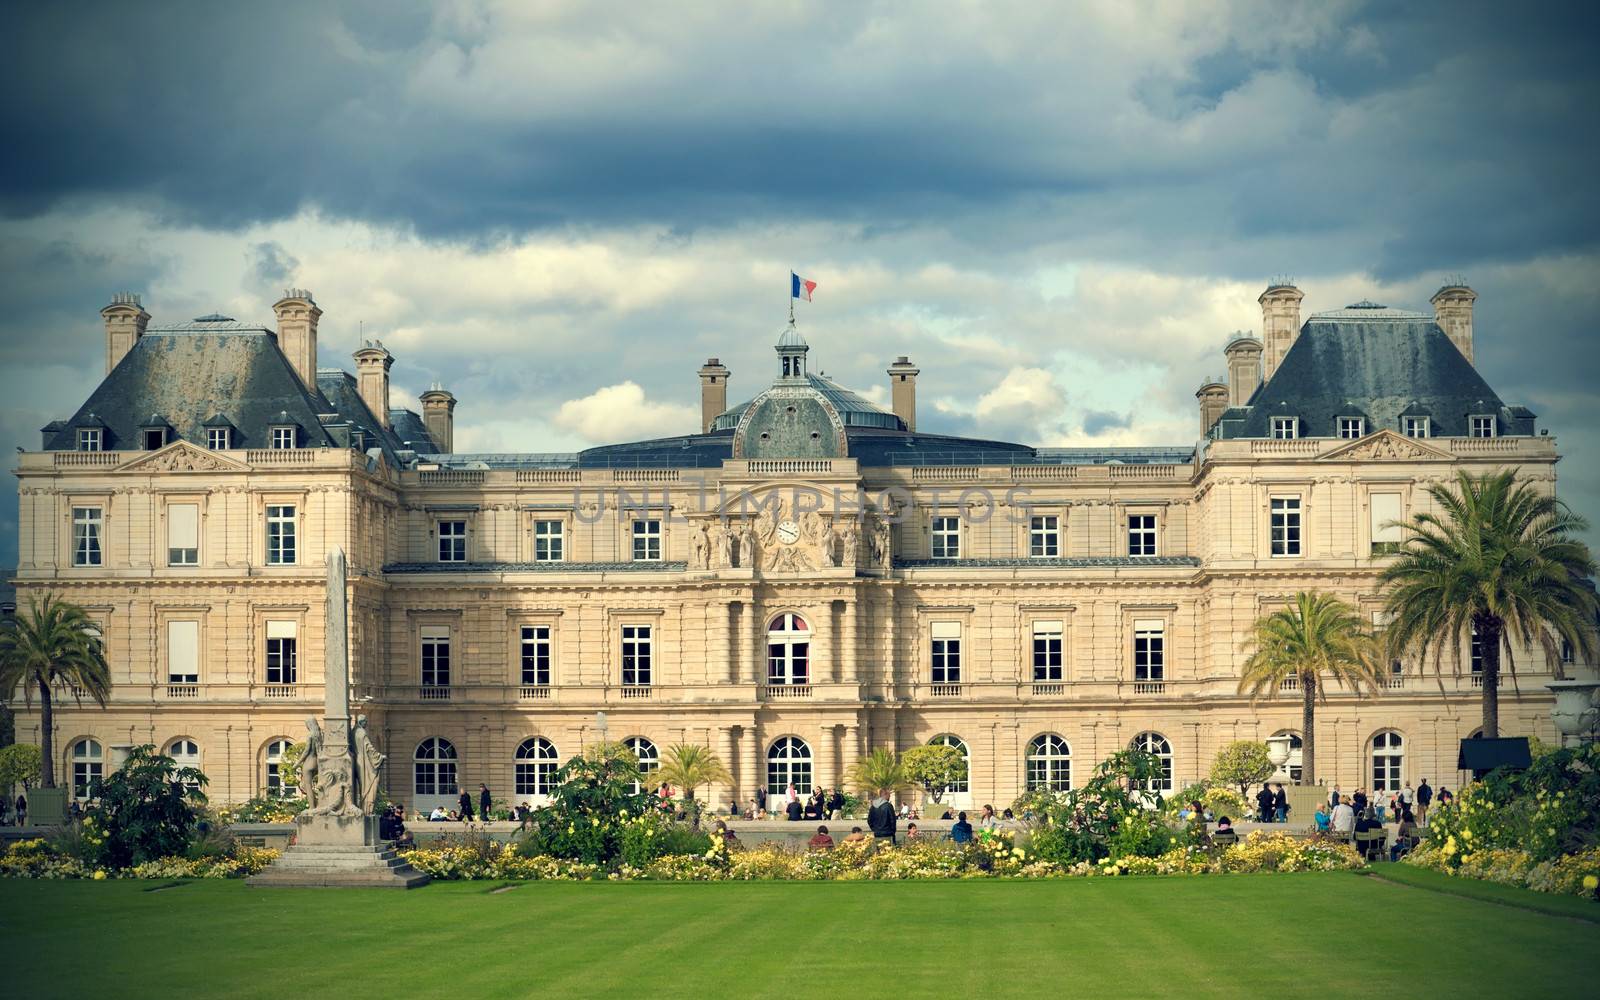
[0,839,279,880]
[1403,843,1600,899]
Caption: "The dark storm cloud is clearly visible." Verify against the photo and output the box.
[246,242,300,288]
[1082,410,1132,437]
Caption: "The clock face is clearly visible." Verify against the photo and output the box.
[776,519,801,545]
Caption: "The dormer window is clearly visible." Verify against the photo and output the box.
[1337,417,1365,439]
[207,427,232,450]
[1469,415,1496,438]
[77,428,103,452]
[142,428,167,450]
[1402,416,1430,438]
[271,426,297,449]
[1270,417,1299,440]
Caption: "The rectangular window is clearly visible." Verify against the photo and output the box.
[1470,415,1496,438]
[930,622,962,683]
[1133,619,1165,682]
[265,621,298,684]
[1337,417,1365,439]
[1270,496,1302,557]
[421,626,451,687]
[207,427,231,450]
[72,507,103,567]
[930,516,960,559]
[632,519,662,562]
[1128,514,1157,557]
[621,625,653,685]
[534,520,565,562]
[1369,492,1403,555]
[1029,515,1060,558]
[266,505,296,565]
[167,503,199,566]
[1402,416,1430,438]
[520,625,552,686]
[142,428,166,450]
[167,620,199,684]
[1032,620,1063,681]
[1470,624,1484,677]
[437,520,467,562]
[271,426,296,449]
[77,428,102,452]
[1270,417,1299,440]
[1560,638,1575,665]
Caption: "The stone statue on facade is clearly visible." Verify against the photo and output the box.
[689,520,710,570]
[736,520,754,568]
[872,516,895,567]
[840,520,859,567]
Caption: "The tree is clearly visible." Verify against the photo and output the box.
[655,743,731,829]
[277,741,306,798]
[1380,470,1598,737]
[902,744,967,804]
[1238,591,1384,784]
[846,747,910,797]
[87,744,206,868]
[0,743,42,793]
[1210,740,1275,797]
[0,594,112,789]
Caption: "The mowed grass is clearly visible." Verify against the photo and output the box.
[2,873,1597,999]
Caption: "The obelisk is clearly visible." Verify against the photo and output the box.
[324,546,350,756]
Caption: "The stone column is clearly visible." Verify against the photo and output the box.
[842,722,861,791]
[742,723,761,809]
[842,594,859,685]
[815,724,835,791]
[746,602,766,685]
[718,726,737,809]
[813,604,835,684]
[718,599,736,684]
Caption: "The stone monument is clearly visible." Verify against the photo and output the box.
[249,548,427,888]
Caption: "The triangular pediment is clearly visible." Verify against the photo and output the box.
[1317,429,1452,463]
[117,440,252,473]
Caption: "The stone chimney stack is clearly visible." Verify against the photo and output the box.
[272,289,321,390]
[887,356,920,432]
[1259,281,1304,381]
[353,341,394,428]
[1224,334,1264,407]
[1196,378,1229,436]
[1430,281,1477,364]
[419,384,457,454]
[697,358,729,433]
[102,292,150,374]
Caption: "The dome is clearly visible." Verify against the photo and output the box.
[776,324,809,350]
[710,373,904,432]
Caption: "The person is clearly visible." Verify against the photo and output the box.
[940,808,954,820]
[15,793,26,827]
[803,795,821,821]
[519,802,534,832]
[429,805,448,821]
[716,821,742,849]
[1390,809,1420,862]
[479,783,492,821]
[1437,786,1453,809]
[951,811,974,844]
[827,787,845,820]
[1330,796,1356,838]
[1354,806,1384,860]
[1416,778,1433,825]
[906,822,920,839]
[447,809,462,822]
[843,826,868,844]
[1314,802,1331,833]
[1328,785,1341,808]
[867,788,897,844]
[785,796,803,822]
[1352,788,1368,815]
[1002,808,1015,820]
[1400,781,1415,815]
[458,787,474,823]
[1272,783,1289,823]
[1256,784,1275,823]
[1214,816,1235,835]
[750,795,764,820]
[808,825,835,850]
[978,804,999,829]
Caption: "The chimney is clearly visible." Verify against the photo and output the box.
[419,384,457,454]
[1430,281,1477,364]
[1224,334,1264,407]
[1196,378,1229,436]
[1259,281,1304,381]
[272,288,321,390]
[101,292,150,373]
[697,358,730,433]
[353,341,394,428]
[887,356,920,432]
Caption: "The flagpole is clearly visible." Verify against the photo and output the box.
[789,271,795,324]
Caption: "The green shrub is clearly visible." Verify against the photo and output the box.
[85,745,207,868]
[521,743,650,864]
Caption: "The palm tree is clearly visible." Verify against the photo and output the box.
[1380,471,1597,738]
[0,594,112,789]
[655,743,731,828]
[845,747,911,798]
[1239,591,1383,784]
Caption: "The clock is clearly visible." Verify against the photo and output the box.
[776,519,801,545]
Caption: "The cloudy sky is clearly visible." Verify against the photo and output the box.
[3,0,1598,565]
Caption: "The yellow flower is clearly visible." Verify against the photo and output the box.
[92,870,107,881]
[1583,875,1598,891]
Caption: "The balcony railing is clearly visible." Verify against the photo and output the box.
[929,683,963,697]
[619,685,653,699]
[1032,683,1064,696]
[519,685,552,700]
[1279,675,1299,691]
[1383,677,1404,690]
[1470,674,1499,689]
[761,684,812,699]
[419,685,452,701]
[263,684,299,699]
[1133,681,1166,695]
[166,684,200,699]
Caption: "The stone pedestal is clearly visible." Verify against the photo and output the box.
[248,816,428,889]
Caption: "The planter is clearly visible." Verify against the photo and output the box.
[1546,680,1600,744]
[1265,736,1293,783]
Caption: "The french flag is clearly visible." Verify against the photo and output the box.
[791,271,817,301]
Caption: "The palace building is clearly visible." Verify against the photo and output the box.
[10,282,1575,812]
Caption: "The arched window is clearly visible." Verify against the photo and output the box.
[767,613,811,686]
[71,738,103,800]
[414,737,458,797]
[1272,730,1304,783]
[1371,731,1404,792]
[514,738,560,798]
[265,737,296,798]
[767,737,812,795]
[625,737,659,795]
[929,734,970,794]
[1130,732,1173,793]
[1026,734,1071,791]
[166,738,202,789]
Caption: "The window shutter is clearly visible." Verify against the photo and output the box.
[168,620,199,678]
[930,621,962,639]
[167,503,199,550]
[1032,620,1063,635]
[266,620,297,640]
[1370,493,1403,543]
[1133,618,1164,632]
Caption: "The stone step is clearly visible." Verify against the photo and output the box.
[248,869,430,889]
[270,853,415,870]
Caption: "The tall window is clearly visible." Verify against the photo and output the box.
[514,737,559,798]
[930,734,970,794]
[421,626,451,687]
[1470,624,1485,680]
[1128,515,1157,557]
[621,625,653,685]
[1270,496,1301,557]
[1026,734,1071,791]
[1371,731,1404,792]
[626,736,660,795]
[167,503,199,566]
[766,613,810,686]
[1130,732,1173,793]
[167,738,202,789]
[266,505,296,565]
[270,426,296,449]
[1402,416,1430,438]
[1133,620,1165,683]
[520,625,552,686]
[1369,492,1403,555]
[437,520,467,562]
[1032,620,1064,681]
[167,620,199,684]
[1337,417,1365,439]
[413,738,458,797]
[632,519,662,562]
[930,622,962,683]
[265,738,295,798]
[71,738,104,799]
[766,737,812,796]
[72,507,103,566]
[534,520,564,562]
[1270,417,1299,439]
[930,516,960,559]
[77,427,103,452]
[266,621,298,684]
[207,427,231,450]
[1469,415,1496,438]
[1029,515,1060,557]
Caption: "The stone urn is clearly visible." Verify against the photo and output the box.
[1547,680,1600,745]
[1265,735,1294,782]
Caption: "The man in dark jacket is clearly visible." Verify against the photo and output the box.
[1416,779,1433,825]
[785,797,803,821]
[458,787,474,822]
[1255,785,1275,823]
[867,789,897,844]
[479,783,493,821]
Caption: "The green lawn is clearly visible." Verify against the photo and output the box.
[2,873,1596,999]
